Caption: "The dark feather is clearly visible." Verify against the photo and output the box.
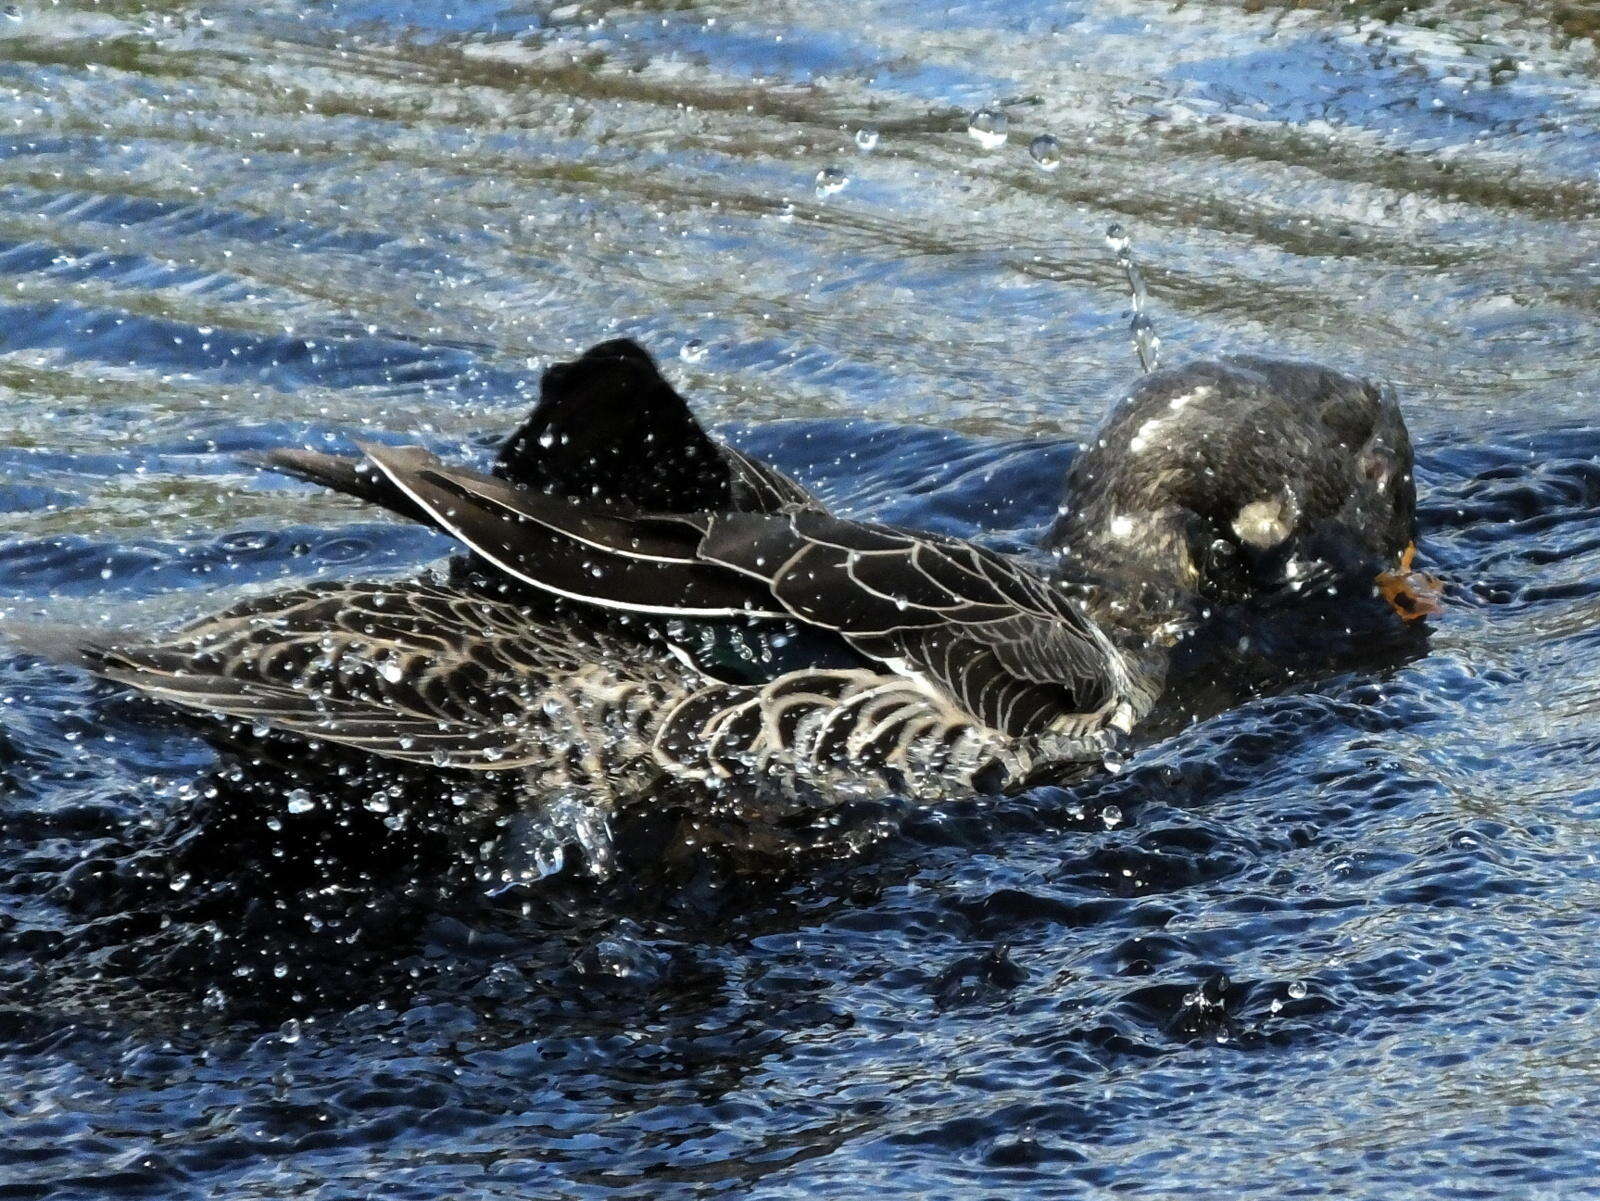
[358,444,786,618]
[494,338,734,511]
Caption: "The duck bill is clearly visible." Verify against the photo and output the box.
[1375,542,1444,622]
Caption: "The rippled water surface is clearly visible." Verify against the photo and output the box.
[3,1,1600,1197]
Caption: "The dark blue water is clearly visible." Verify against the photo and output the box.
[3,1,1600,1197]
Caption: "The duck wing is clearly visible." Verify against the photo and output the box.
[723,444,819,512]
[245,447,432,524]
[694,509,1133,738]
[360,447,1132,740]
[359,443,788,618]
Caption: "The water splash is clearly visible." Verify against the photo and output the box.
[1106,223,1161,374]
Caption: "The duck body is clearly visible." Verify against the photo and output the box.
[54,341,1148,808]
[13,341,1424,814]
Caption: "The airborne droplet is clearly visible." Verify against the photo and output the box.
[967,108,1008,150]
[1028,134,1061,171]
[814,166,849,198]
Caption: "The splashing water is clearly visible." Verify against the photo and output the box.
[1107,223,1161,374]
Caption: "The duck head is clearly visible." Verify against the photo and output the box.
[1048,356,1434,649]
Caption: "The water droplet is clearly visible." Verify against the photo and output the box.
[854,127,879,151]
[364,794,391,814]
[278,1018,302,1044]
[1131,313,1162,372]
[2,6,21,22]
[286,789,315,815]
[1287,979,1308,1000]
[1105,223,1130,255]
[1028,134,1061,171]
[967,108,1008,150]
[814,166,849,198]
[679,338,707,363]
[378,659,405,684]
[1101,804,1123,829]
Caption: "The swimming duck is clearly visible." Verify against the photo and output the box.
[10,340,1431,809]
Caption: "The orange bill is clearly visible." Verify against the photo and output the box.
[1376,542,1444,621]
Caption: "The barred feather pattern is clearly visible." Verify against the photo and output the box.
[92,580,1046,804]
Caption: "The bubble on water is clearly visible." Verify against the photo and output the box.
[1028,134,1061,170]
[2,6,20,22]
[854,127,879,151]
[1288,979,1308,1000]
[278,1018,302,1044]
[967,108,1008,149]
[814,166,849,198]
[1101,804,1123,829]
[286,788,315,815]
[1105,222,1131,256]
[679,338,707,363]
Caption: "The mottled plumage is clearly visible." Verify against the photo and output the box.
[10,341,1424,814]
[1049,356,1417,641]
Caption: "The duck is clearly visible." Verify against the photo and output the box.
[7,339,1436,812]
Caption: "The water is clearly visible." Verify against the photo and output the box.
[2,0,1600,1197]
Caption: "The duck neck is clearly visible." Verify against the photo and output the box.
[1052,540,1202,715]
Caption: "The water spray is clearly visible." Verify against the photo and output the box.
[1105,223,1160,374]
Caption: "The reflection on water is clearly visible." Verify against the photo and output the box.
[2,1,1599,1198]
